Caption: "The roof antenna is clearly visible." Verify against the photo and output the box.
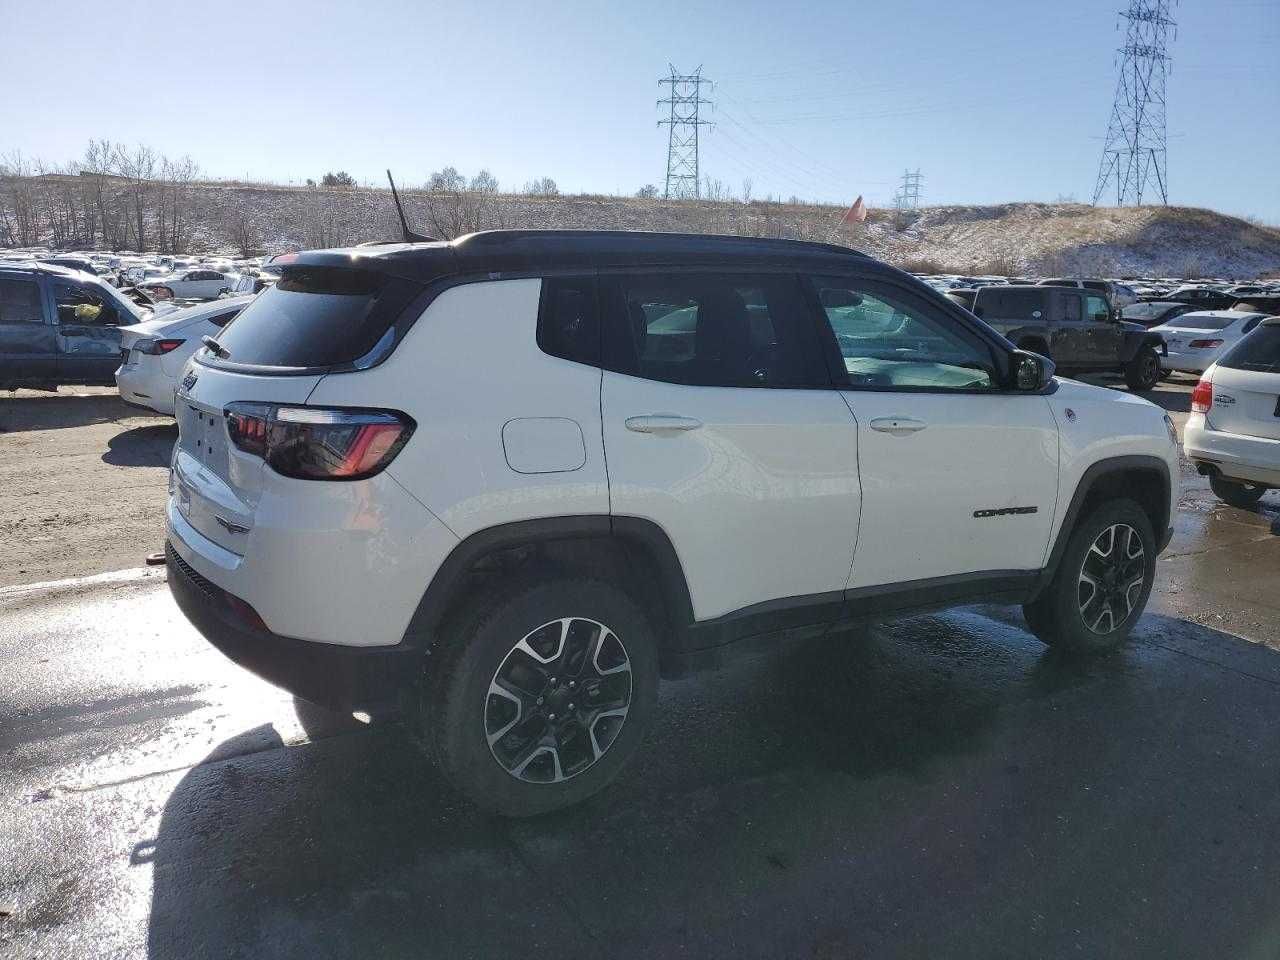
[386,169,436,243]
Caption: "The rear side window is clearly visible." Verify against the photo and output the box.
[1218,325,1280,373]
[600,272,813,388]
[0,279,43,323]
[1057,292,1083,323]
[209,266,417,368]
[973,288,1046,321]
[537,277,599,366]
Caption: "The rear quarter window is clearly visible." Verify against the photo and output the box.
[206,266,419,368]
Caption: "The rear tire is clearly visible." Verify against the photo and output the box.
[1124,345,1161,392]
[1210,474,1267,509]
[419,574,660,817]
[1023,498,1155,654]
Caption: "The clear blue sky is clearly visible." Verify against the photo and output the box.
[3,0,1277,221]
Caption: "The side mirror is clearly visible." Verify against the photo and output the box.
[1011,349,1055,392]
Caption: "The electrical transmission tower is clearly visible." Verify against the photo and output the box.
[894,169,922,212]
[658,65,713,199]
[1092,0,1177,206]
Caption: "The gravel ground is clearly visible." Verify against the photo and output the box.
[0,388,173,587]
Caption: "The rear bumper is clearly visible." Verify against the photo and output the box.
[1184,418,1280,487]
[166,542,418,711]
[1160,353,1213,373]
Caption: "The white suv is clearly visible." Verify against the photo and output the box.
[165,231,1180,815]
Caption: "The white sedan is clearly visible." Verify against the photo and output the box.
[1150,310,1270,374]
[1184,317,1280,508]
[115,297,252,415]
[138,268,237,301]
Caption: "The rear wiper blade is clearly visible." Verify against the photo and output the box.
[201,335,231,359]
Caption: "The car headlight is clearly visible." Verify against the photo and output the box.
[1163,413,1179,446]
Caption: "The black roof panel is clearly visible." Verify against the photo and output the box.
[286,229,869,285]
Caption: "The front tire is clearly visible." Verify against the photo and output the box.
[1023,498,1155,654]
[1124,345,1161,392]
[420,575,659,817]
[1210,474,1267,509]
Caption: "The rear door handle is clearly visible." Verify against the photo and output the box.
[625,415,703,434]
[869,416,927,436]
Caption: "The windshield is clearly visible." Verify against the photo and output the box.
[1124,302,1177,321]
[1218,325,1280,372]
[1165,314,1237,331]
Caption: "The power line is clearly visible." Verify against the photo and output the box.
[658,65,713,200]
[1092,0,1177,205]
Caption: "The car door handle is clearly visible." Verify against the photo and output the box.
[625,415,703,434]
[869,416,927,436]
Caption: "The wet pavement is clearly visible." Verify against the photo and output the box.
[2,377,1280,958]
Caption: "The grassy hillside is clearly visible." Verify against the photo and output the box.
[10,175,1280,278]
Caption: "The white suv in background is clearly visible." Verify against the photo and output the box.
[1184,317,1280,508]
[165,231,1180,816]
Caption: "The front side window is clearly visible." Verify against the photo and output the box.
[0,279,43,323]
[53,281,118,325]
[601,273,811,388]
[808,276,996,391]
[1084,294,1111,322]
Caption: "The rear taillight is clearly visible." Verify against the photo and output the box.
[224,403,414,481]
[1188,339,1223,349]
[135,338,186,355]
[1191,379,1213,413]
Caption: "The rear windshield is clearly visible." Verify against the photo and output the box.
[208,266,416,368]
[1218,326,1280,373]
[1169,315,1235,331]
[1123,303,1175,321]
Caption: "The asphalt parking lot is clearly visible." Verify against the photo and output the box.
[2,377,1280,958]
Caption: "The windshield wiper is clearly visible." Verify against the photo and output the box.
[202,335,231,359]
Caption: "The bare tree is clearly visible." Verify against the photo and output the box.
[420,166,503,239]
[524,177,559,196]
[156,155,198,253]
[114,143,157,250]
[0,151,40,247]
[635,184,659,199]
[741,178,753,204]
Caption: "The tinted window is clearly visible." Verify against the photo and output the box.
[1218,325,1280,373]
[809,276,996,391]
[537,277,599,366]
[602,273,811,388]
[0,279,43,323]
[209,266,416,368]
[208,309,241,329]
[1057,292,1083,323]
[972,288,1046,321]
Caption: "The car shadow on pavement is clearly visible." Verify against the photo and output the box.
[143,609,1280,959]
[102,424,177,467]
[0,392,143,433]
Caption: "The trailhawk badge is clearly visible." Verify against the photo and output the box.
[180,370,198,393]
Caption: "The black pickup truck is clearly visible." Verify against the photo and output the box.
[948,285,1166,392]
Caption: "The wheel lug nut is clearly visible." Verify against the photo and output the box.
[548,713,557,721]
[536,697,544,706]
[569,681,576,689]
[568,702,575,711]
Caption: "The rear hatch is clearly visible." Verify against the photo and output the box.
[1208,323,1280,441]
[172,263,423,555]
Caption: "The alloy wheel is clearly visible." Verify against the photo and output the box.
[485,617,632,784]
[1078,523,1146,634]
